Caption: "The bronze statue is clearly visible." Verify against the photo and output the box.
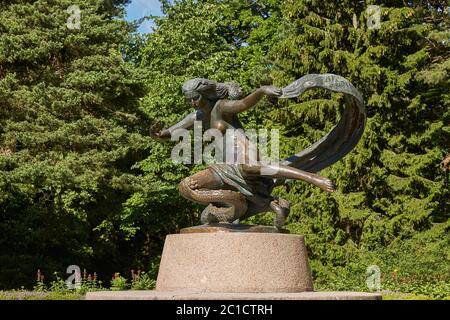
[154,74,365,229]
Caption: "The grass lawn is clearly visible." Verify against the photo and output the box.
[382,292,450,300]
[0,291,85,300]
[1,291,448,300]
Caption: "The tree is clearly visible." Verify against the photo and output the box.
[118,0,284,277]
[1,0,448,295]
[134,0,449,294]
[0,0,149,288]
[267,0,449,289]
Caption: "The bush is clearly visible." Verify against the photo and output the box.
[131,271,156,290]
[110,273,129,291]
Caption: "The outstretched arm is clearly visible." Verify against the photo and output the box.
[220,86,282,114]
[153,111,197,139]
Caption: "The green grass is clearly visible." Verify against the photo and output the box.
[0,291,84,300]
[382,292,450,300]
[1,290,448,300]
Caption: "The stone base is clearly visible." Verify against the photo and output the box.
[156,232,313,293]
[86,230,381,300]
[86,290,382,300]
[86,230,382,301]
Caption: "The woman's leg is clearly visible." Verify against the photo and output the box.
[240,163,335,192]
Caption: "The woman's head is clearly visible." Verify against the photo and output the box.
[182,78,243,109]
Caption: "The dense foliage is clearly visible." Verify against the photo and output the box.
[0,0,151,288]
[0,0,448,296]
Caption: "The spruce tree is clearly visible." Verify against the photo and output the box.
[0,0,148,288]
[268,0,449,290]
[1,0,447,294]
[134,0,449,294]
[124,0,281,265]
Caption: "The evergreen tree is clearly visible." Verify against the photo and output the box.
[0,0,149,288]
[0,0,448,295]
[268,0,449,290]
[134,0,449,294]
[123,0,281,268]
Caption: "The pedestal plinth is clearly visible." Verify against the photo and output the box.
[86,225,382,300]
[156,232,313,293]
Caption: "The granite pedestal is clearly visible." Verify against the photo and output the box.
[86,225,381,300]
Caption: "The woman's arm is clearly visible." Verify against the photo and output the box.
[153,111,197,139]
[219,86,282,114]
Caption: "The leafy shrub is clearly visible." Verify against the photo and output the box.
[131,271,156,290]
[110,273,129,291]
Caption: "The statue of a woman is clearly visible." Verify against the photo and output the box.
[155,75,365,229]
